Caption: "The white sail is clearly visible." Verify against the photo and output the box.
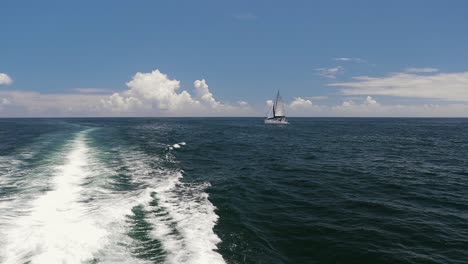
[265,91,289,124]
[274,94,286,117]
[267,108,274,119]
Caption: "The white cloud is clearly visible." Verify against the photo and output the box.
[100,69,254,116]
[330,100,468,117]
[101,70,199,114]
[5,68,468,117]
[334,57,365,63]
[285,96,468,117]
[0,73,13,85]
[316,66,344,79]
[341,99,354,107]
[0,90,105,116]
[237,101,249,107]
[329,71,468,102]
[404,67,439,73]
[306,96,328,100]
[73,88,115,94]
[0,69,254,117]
[289,97,313,109]
[366,96,379,105]
[194,79,221,108]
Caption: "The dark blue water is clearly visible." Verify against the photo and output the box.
[0,118,467,264]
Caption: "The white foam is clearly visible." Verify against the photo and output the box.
[0,133,223,264]
[119,150,225,264]
[168,142,186,150]
[0,132,149,264]
[0,133,105,263]
[149,177,225,264]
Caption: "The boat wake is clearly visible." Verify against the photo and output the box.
[0,132,113,263]
[0,131,225,264]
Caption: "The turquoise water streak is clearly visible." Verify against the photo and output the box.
[0,118,467,263]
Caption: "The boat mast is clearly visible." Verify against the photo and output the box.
[272,91,277,117]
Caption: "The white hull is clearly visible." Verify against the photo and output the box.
[264,119,289,125]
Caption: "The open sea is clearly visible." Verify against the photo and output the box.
[0,118,467,264]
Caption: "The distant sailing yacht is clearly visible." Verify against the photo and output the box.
[265,91,289,124]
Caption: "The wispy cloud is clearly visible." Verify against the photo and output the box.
[73,88,116,94]
[0,73,13,85]
[404,67,439,73]
[306,96,328,100]
[316,66,344,79]
[334,57,365,63]
[233,13,257,20]
[329,70,468,102]
[0,90,105,117]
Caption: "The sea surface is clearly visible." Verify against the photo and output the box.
[0,118,467,264]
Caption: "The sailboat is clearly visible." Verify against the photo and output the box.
[265,91,289,124]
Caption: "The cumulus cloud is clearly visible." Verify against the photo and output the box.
[0,69,254,117]
[289,97,313,109]
[194,79,221,108]
[100,69,254,116]
[0,73,13,85]
[316,66,344,79]
[366,96,379,105]
[101,70,198,114]
[329,71,468,102]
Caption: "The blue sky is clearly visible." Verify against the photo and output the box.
[1,0,468,117]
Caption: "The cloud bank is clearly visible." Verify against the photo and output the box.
[329,70,468,102]
[288,96,468,117]
[0,69,253,117]
[3,68,468,117]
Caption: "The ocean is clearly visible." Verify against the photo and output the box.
[0,118,467,264]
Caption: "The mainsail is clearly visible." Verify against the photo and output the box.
[273,91,286,117]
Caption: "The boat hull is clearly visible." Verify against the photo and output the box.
[264,119,289,125]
